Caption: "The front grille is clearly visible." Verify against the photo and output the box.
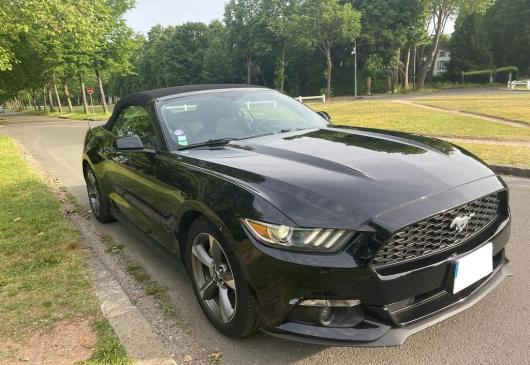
[372,193,501,268]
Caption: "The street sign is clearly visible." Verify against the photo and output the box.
[86,87,94,96]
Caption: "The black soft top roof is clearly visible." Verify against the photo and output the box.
[105,84,266,129]
[120,84,265,106]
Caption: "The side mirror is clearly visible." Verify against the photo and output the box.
[317,111,331,121]
[116,135,144,151]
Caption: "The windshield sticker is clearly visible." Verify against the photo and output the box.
[177,135,188,146]
[174,128,185,136]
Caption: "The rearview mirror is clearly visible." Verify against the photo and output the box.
[317,111,331,121]
[116,135,144,151]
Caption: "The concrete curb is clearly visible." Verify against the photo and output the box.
[93,264,176,365]
[492,165,530,178]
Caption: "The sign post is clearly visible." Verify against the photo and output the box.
[86,87,94,114]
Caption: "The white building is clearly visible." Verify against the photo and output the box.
[433,47,451,76]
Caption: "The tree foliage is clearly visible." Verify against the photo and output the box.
[447,13,493,77]
[2,0,529,106]
[302,0,361,96]
[0,0,136,110]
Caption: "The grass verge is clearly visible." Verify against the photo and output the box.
[0,135,130,364]
[79,320,131,365]
[21,105,112,121]
[309,100,530,142]
[100,234,187,327]
[449,141,530,169]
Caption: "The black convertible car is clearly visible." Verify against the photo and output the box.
[83,85,511,346]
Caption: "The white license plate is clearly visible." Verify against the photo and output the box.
[453,243,493,293]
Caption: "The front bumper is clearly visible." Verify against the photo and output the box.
[261,261,512,346]
[235,176,511,346]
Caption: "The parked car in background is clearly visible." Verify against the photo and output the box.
[82,84,511,346]
[0,106,5,113]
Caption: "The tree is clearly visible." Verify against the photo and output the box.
[416,0,495,89]
[224,0,262,84]
[201,21,235,83]
[447,13,493,77]
[302,0,361,96]
[353,0,428,92]
[257,0,306,92]
[484,0,530,76]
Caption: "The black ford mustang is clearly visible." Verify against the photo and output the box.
[83,84,511,346]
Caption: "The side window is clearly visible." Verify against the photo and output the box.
[112,106,160,149]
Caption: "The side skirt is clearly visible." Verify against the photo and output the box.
[110,207,188,275]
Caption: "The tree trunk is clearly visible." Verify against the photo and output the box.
[47,87,55,112]
[53,82,63,113]
[246,55,252,84]
[63,83,73,112]
[403,46,411,89]
[418,10,446,89]
[32,90,40,111]
[326,51,332,97]
[275,45,286,92]
[43,88,47,112]
[95,69,108,114]
[79,74,89,114]
[366,76,372,96]
[31,93,37,111]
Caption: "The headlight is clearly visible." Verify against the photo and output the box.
[242,218,354,252]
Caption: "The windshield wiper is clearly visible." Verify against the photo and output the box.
[279,128,310,133]
[177,138,236,151]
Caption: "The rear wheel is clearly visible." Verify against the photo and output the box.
[186,217,258,338]
[84,166,113,223]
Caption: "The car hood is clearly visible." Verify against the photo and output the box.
[179,127,495,229]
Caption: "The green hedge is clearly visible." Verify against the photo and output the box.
[496,66,519,83]
[463,66,519,84]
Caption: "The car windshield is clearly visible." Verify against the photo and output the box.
[157,89,328,149]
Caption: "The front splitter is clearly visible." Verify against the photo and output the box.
[261,263,512,347]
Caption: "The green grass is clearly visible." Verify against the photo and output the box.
[25,105,112,121]
[309,100,530,142]
[101,233,187,327]
[450,141,530,168]
[412,93,530,125]
[78,320,131,365]
[0,135,130,363]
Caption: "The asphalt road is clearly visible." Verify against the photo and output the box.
[2,112,530,364]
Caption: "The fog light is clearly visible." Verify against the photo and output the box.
[320,306,333,326]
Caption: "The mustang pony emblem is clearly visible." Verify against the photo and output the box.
[450,213,476,232]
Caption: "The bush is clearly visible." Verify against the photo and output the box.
[496,66,519,82]
[463,69,496,83]
[463,66,519,84]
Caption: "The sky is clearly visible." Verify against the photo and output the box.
[124,0,227,34]
[124,0,455,35]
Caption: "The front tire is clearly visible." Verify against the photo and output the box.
[186,217,258,338]
[84,166,113,223]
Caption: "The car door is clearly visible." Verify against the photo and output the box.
[107,105,173,246]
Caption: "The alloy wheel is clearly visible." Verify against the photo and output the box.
[86,169,100,216]
[191,233,237,323]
